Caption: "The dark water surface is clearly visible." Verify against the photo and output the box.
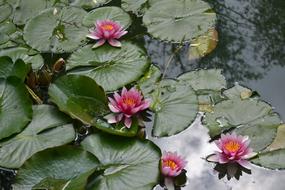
[147,0,285,189]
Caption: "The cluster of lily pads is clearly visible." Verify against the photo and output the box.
[0,0,285,189]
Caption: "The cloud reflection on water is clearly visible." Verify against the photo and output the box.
[149,114,285,190]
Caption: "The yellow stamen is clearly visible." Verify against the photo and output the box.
[224,141,240,152]
[102,24,114,31]
[123,98,136,106]
[164,160,177,170]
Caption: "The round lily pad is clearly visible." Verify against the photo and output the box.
[0,47,44,70]
[0,105,74,169]
[0,77,33,140]
[0,3,12,23]
[24,7,88,53]
[67,42,150,91]
[48,75,108,126]
[83,6,131,28]
[12,0,59,25]
[150,79,198,137]
[69,0,112,9]
[13,146,100,190]
[81,133,161,190]
[121,0,147,15]
[143,0,216,42]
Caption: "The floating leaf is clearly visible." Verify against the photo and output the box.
[13,146,100,190]
[0,56,30,81]
[204,85,281,145]
[0,47,44,70]
[24,7,88,53]
[0,21,17,47]
[235,113,281,152]
[267,124,285,151]
[48,75,108,126]
[251,149,285,170]
[143,0,216,42]
[188,29,218,60]
[178,69,226,112]
[150,79,198,137]
[223,84,253,99]
[81,133,161,190]
[67,42,150,91]
[121,0,147,15]
[0,105,74,169]
[138,64,162,97]
[83,6,131,28]
[12,0,65,25]
[0,77,32,140]
[178,69,226,92]
[70,0,111,9]
[0,3,12,23]
[94,118,139,137]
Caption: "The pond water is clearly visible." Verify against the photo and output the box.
[1,0,284,189]
[146,0,285,189]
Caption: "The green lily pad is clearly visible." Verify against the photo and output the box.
[12,0,64,25]
[0,77,32,140]
[32,169,95,190]
[0,3,12,23]
[178,69,226,112]
[235,113,281,152]
[0,56,30,81]
[70,0,111,9]
[13,146,100,190]
[94,118,139,137]
[0,47,44,70]
[0,21,17,46]
[204,85,281,142]
[251,149,285,170]
[138,64,162,97]
[24,7,88,53]
[121,0,147,15]
[48,75,108,126]
[150,79,198,137]
[67,42,150,91]
[82,6,131,28]
[143,0,216,42]
[0,105,75,169]
[81,133,161,190]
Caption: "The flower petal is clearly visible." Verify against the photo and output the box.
[124,117,132,128]
[108,39,122,47]
[92,39,106,48]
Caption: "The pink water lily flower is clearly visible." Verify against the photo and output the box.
[211,133,254,169]
[86,19,127,48]
[105,87,150,128]
[161,151,187,177]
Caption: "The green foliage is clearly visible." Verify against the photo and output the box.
[81,133,161,190]
[67,42,150,91]
[143,0,216,42]
[24,7,88,53]
[48,75,108,125]
[0,105,74,168]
